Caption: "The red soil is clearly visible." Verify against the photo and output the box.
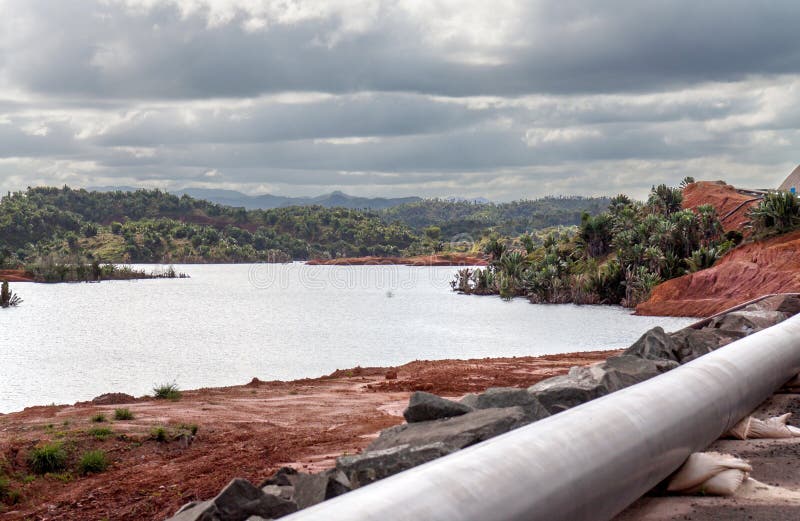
[0,270,33,283]
[681,181,760,233]
[637,230,800,317]
[307,253,488,266]
[0,351,611,521]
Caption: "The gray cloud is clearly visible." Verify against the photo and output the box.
[0,0,798,200]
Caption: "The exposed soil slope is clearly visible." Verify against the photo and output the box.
[637,230,800,317]
[306,253,488,266]
[0,270,33,283]
[0,351,610,521]
[681,181,761,233]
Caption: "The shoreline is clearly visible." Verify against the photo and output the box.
[0,351,612,520]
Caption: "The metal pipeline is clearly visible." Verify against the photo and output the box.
[283,312,800,521]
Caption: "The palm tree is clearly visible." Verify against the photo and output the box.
[749,191,800,234]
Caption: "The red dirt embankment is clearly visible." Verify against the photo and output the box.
[0,270,33,282]
[307,253,488,266]
[637,230,800,317]
[682,181,761,233]
[635,180,782,317]
[0,351,611,521]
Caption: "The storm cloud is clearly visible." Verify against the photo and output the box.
[1,0,799,200]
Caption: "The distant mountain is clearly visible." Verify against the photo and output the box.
[89,186,422,210]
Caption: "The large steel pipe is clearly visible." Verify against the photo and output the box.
[283,313,800,521]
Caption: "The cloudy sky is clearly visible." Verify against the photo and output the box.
[1,0,799,200]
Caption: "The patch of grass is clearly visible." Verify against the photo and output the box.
[90,412,107,423]
[0,475,9,500]
[178,424,198,436]
[88,427,113,441]
[21,475,36,484]
[113,408,134,420]
[51,472,74,483]
[150,426,169,442]
[28,443,68,474]
[153,383,181,400]
[78,450,108,475]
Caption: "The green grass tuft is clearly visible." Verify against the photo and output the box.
[78,450,108,475]
[113,408,134,420]
[28,443,68,474]
[90,412,107,423]
[88,427,113,440]
[153,383,181,400]
[150,426,169,442]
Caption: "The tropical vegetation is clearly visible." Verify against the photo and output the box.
[0,186,610,267]
[452,184,738,308]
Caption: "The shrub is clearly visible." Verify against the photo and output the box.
[153,383,181,400]
[0,281,22,308]
[749,191,800,235]
[178,424,198,436]
[0,475,9,499]
[78,450,108,475]
[28,443,68,474]
[88,427,113,440]
[150,426,169,442]
[113,408,134,421]
[90,413,107,423]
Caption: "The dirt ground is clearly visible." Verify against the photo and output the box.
[0,351,612,521]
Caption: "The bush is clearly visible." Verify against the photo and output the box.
[153,383,181,400]
[28,443,68,474]
[0,475,9,499]
[150,426,169,442]
[750,191,800,235]
[78,450,108,475]
[88,427,113,440]
[113,408,134,420]
[90,412,106,423]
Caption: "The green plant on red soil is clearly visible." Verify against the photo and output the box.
[153,382,181,400]
[113,408,134,420]
[78,450,108,475]
[150,426,169,442]
[28,442,68,474]
[88,427,113,440]
[90,412,107,423]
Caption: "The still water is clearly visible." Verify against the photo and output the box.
[0,264,694,412]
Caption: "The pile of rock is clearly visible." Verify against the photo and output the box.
[166,295,800,521]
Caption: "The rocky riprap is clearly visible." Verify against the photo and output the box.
[165,294,800,521]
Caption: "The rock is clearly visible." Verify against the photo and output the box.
[743,294,800,315]
[369,407,527,452]
[709,310,788,335]
[261,485,293,502]
[623,327,680,362]
[291,469,351,510]
[471,387,550,422]
[598,355,677,392]
[669,327,744,363]
[245,517,271,521]
[337,442,456,488]
[166,478,297,521]
[260,467,298,488]
[385,370,398,380]
[403,391,472,423]
[459,393,479,408]
[528,367,609,414]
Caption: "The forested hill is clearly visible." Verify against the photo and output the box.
[0,186,609,265]
[381,197,610,236]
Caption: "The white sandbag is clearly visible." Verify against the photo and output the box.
[727,413,800,440]
[667,452,751,496]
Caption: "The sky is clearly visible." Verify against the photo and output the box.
[1,0,799,201]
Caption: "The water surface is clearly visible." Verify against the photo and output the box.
[0,264,694,412]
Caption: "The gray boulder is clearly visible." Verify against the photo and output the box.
[709,310,788,335]
[528,366,609,414]
[598,355,677,392]
[669,327,744,363]
[623,327,680,362]
[471,387,550,422]
[167,478,297,521]
[369,407,527,452]
[291,469,351,510]
[403,391,472,423]
[459,393,479,408]
[337,442,456,488]
[743,294,800,315]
